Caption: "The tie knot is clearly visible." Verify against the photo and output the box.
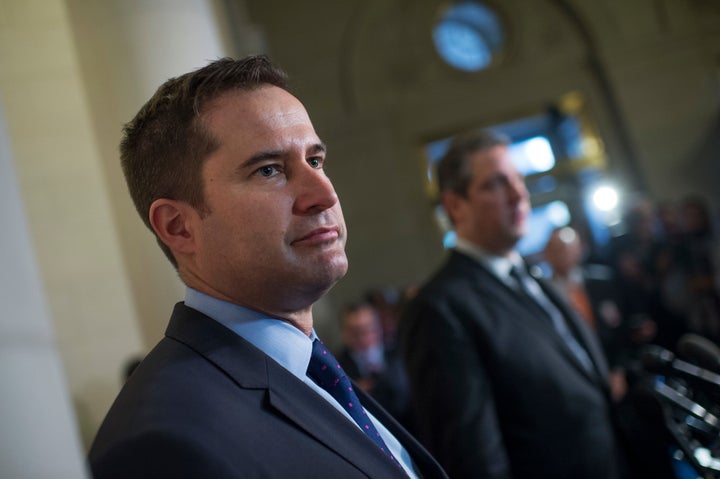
[510,263,524,274]
[509,264,526,284]
[307,339,345,388]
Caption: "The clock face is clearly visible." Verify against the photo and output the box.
[432,2,503,72]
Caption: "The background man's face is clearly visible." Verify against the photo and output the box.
[446,145,530,256]
[342,306,382,352]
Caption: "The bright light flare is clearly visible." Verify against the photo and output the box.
[592,186,619,212]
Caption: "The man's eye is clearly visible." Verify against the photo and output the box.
[307,157,323,169]
[480,176,508,191]
[257,165,278,177]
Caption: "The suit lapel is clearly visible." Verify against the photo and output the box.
[165,303,421,478]
[452,253,556,337]
[266,361,404,477]
[355,386,445,479]
[534,274,610,382]
[451,253,607,384]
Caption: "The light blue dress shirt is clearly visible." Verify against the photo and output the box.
[185,287,418,478]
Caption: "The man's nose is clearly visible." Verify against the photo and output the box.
[508,176,528,202]
[293,166,339,215]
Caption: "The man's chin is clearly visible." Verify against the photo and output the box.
[513,225,528,240]
[328,254,349,282]
[506,231,525,249]
[314,251,348,283]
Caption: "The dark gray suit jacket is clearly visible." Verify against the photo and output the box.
[401,251,626,479]
[89,303,447,479]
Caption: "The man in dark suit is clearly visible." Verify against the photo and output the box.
[400,129,628,479]
[89,56,447,479]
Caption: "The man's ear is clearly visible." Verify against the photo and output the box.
[149,199,199,256]
[442,191,463,226]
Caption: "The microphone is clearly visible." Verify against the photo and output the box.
[641,345,720,393]
[653,379,720,431]
[678,333,720,374]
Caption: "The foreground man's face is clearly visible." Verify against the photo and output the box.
[191,86,348,313]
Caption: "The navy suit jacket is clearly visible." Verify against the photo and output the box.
[401,251,626,479]
[89,303,447,479]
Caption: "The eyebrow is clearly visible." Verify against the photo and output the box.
[479,172,509,188]
[308,142,327,156]
[239,142,327,170]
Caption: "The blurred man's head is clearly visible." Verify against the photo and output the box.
[682,195,712,236]
[341,303,383,353]
[544,226,583,277]
[438,130,530,256]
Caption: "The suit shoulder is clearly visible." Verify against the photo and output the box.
[89,337,264,457]
[401,255,498,338]
[414,252,489,298]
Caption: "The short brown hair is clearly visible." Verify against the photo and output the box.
[120,55,289,266]
[436,129,509,197]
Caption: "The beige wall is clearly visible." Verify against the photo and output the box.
[0,0,144,452]
[1,76,89,479]
[64,0,233,348]
[0,0,242,452]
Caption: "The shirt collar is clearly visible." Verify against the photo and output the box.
[184,287,314,378]
[454,237,524,282]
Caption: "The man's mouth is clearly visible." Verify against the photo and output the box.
[291,226,341,245]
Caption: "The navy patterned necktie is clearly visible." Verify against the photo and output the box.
[306,339,399,463]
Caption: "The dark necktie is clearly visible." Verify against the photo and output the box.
[306,339,399,463]
[510,265,594,372]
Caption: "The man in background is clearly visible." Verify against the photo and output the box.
[89,55,446,479]
[401,129,628,479]
[543,225,630,402]
[337,302,412,429]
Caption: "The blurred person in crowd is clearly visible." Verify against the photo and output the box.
[88,56,446,479]
[543,225,629,401]
[544,225,678,478]
[365,287,403,349]
[337,301,413,429]
[656,200,683,244]
[653,199,691,335]
[608,197,686,351]
[401,129,629,479]
[680,195,720,343]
